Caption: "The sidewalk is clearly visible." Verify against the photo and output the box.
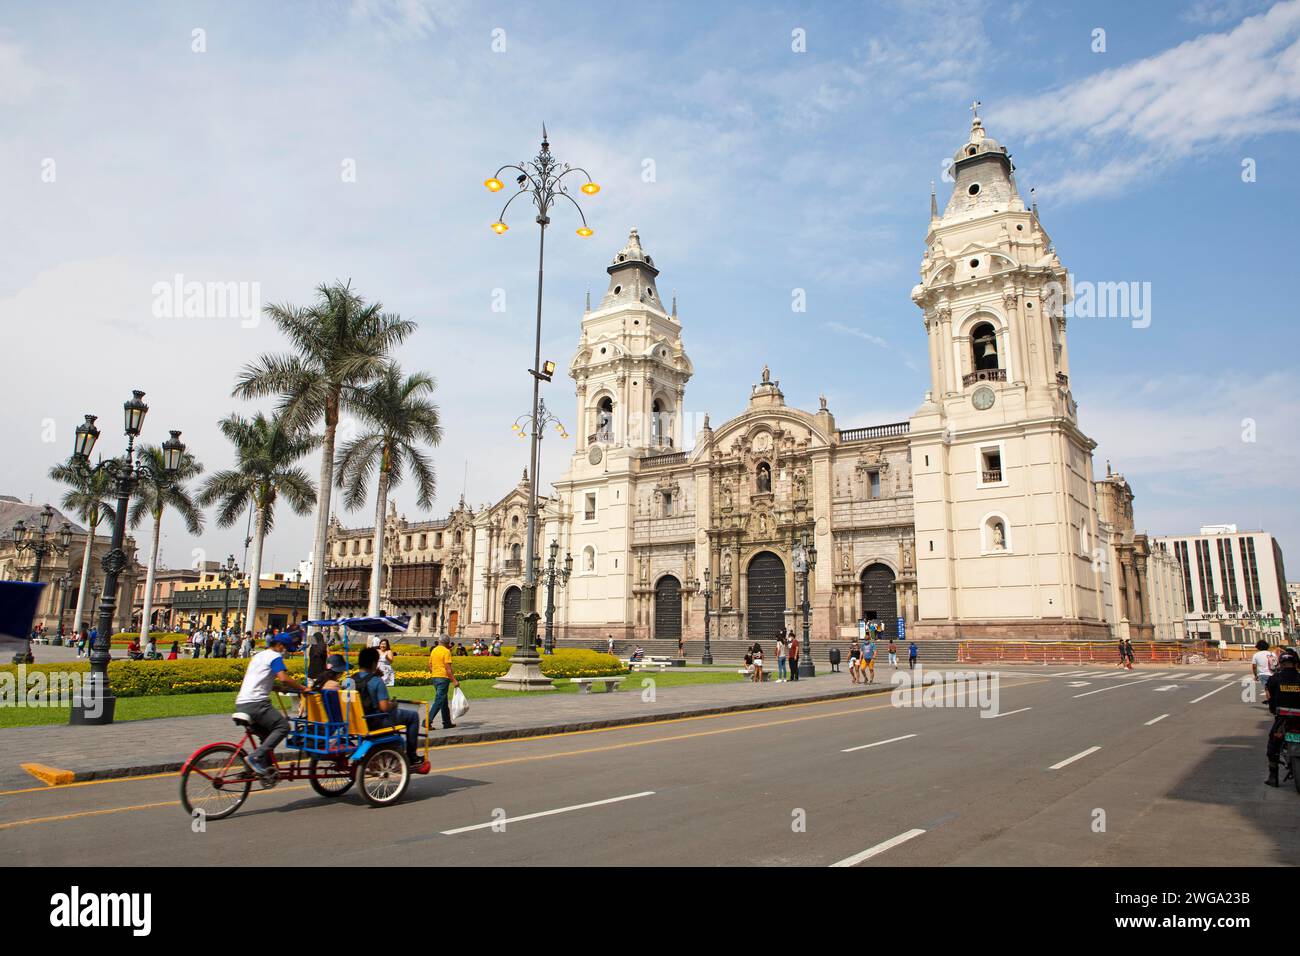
[1,669,895,790]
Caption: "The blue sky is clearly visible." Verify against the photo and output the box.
[3,0,1298,572]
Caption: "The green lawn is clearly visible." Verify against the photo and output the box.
[0,670,746,728]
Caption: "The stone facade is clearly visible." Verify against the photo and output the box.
[0,496,139,634]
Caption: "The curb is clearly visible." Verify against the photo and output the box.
[53,683,896,785]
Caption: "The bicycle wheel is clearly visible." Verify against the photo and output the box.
[308,755,355,798]
[354,745,409,807]
[180,743,253,820]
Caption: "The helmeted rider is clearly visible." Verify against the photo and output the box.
[1264,646,1300,788]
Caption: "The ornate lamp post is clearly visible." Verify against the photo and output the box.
[10,504,73,661]
[539,538,572,655]
[699,566,715,665]
[218,554,239,633]
[793,529,818,678]
[486,128,598,691]
[55,572,74,640]
[68,395,186,724]
[437,580,452,635]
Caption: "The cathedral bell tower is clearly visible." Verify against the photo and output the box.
[908,104,1108,640]
[567,228,693,458]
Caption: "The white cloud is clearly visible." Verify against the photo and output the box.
[0,37,43,104]
[994,0,1300,201]
[348,0,464,37]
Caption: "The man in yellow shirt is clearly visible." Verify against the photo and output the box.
[428,635,460,729]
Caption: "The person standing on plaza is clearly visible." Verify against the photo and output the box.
[776,632,788,682]
[909,641,918,671]
[1252,639,1276,704]
[888,637,898,669]
[787,627,800,681]
[848,639,862,684]
[428,634,459,730]
[752,643,764,683]
[863,635,876,683]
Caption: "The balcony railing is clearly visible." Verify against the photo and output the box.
[981,469,1003,483]
[839,421,910,443]
[963,368,1007,386]
[503,559,523,574]
[642,450,687,468]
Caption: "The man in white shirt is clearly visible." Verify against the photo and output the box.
[235,633,308,777]
[1252,639,1277,704]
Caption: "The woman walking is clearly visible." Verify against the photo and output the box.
[752,643,764,683]
[775,632,788,682]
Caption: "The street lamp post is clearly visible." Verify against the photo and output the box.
[486,128,598,692]
[700,566,715,666]
[540,538,572,655]
[10,504,73,661]
[55,572,73,640]
[218,554,239,633]
[794,529,818,678]
[437,581,452,635]
[68,394,187,724]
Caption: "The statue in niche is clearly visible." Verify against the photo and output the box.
[756,462,772,494]
[793,470,806,500]
[761,364,771,384]
[723,550,732,579]
[758,512,768,536]
[721,581,733,608]
[841,549,851,573]
[992,522,1006,550]
[903,543,913,570]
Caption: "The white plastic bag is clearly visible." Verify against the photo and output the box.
[450,686,469,720]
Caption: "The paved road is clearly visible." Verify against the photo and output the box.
[3,664,1295,866]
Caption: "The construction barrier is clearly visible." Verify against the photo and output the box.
[957,640,1224,665]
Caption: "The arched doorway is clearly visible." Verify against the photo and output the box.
[501,586,521,641]
[746,552,786,640]
[654,575,682,640]
[860,564,896,623]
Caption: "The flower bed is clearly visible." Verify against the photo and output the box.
[0,648,626,696]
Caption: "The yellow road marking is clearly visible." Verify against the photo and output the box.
[0,785,309,831]
[20,763,74,786]
[0,770,179,797]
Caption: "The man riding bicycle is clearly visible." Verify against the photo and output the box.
[1264,646,1300,788]
[234,632,308,778]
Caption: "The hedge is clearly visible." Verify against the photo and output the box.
[0,648,626,697]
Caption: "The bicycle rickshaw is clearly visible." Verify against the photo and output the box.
[179,614,428,820]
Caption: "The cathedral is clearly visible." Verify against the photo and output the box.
[325,110,1185,644]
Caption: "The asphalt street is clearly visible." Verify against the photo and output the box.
[2,663,1294,866]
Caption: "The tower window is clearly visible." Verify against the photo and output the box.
[971,321,999,371]
[613,285,622,295]
[596,397,614,442]
[981,448,1003,484]
[584,493,597,521]
[969,258,980,269]
[968,183,980,196]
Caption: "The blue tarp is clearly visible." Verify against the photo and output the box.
[298,615,410,634]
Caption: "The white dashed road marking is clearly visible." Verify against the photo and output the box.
[1145,714,1169,726]
[842,734,918,753]
[831,828,927,867]
[1049,746,1101,770]
[440,791,655,835]
[1073,679,1156,698]
[1190,682,1235,704]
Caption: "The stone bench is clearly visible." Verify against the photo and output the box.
[570,676,629,694]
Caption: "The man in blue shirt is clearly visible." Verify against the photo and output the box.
[352,647,430,774]
[235,633,308,778]
[862,636,876,683]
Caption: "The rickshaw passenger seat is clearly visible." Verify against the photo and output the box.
[341,688,406,737]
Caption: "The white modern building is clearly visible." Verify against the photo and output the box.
[1154,525,1290,641]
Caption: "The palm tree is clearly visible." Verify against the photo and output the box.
[49,457,118,635]
[233,281,415,620]
[335,364,443,616]
[199,412,318,635]
[130,445,204,643]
